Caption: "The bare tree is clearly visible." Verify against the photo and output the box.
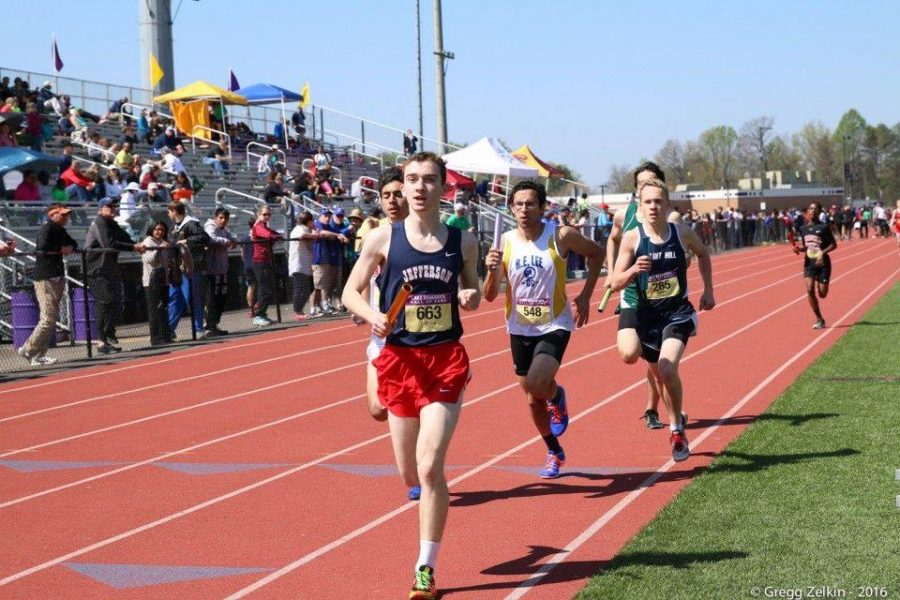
[736,116,775,177]
[606,164,633,194]
[655,139,688,187]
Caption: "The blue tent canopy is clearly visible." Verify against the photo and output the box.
[234,83,302,105]
[0,147,60,176]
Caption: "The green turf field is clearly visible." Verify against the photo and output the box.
[578,283,900,600]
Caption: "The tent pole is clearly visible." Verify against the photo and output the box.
[280,95,288,150]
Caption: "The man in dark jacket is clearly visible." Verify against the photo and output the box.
[167,202,210,336]
[85,197,146,354]
[19,204,77,366]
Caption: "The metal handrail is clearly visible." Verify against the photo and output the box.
[190,125,232,156]
[214,186,263,205]
[325,128,399,156]
[246,141,287,170]
[72,139,116,162]
[354,176,379,196]
[120,102,174,122]
[72,156,114,172]
[316,104,463,151]
[349,144,384,170]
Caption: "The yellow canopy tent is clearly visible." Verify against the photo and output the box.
[153,81,248,141]
[511,145,563,178]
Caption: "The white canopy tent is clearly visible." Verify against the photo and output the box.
[442,137,539,179]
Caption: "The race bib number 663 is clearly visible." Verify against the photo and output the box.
[405,293,452,333]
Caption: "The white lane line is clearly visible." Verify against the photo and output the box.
[0,243,879,503]
[219,255,896,598]
[0,251,887,588]
[0,241,847,423]
[0,243,783,399]
[504,266,900,600]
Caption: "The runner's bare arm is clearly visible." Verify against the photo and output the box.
[482,243,506,303]
[610,228,647,292]
[341,226,391,335]
[679,224,715,311]
[602,207,626,289]
[458,230,482,311]
[558,225,603,326]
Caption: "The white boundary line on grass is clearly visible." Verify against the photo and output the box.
[0,251,889,588]
[0,244,781,398]
[220,256,896,597]
[503,267,900,600]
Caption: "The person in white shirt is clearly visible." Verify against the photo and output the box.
[159,147,186,176]
[289,211,319,320]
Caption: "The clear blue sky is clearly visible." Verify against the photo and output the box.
[6,0,898,187]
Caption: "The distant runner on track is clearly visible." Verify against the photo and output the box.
[793,202,837,329]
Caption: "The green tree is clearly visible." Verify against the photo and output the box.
[697,125,739,188]
[793,121,841,186]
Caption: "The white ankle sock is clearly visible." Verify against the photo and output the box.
[416,540,440,571]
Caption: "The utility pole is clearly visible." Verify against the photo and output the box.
[841,134,851,201]
[432,0,453,154]
[415,0,424,144]
[138,0,175,95]
[757,125,771,189]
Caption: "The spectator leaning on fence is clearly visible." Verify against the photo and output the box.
[141,220,174,346]
[250,204,283,327]
[18,204,77,367]
[289,211,318,321]
[203,207,238,336]
[85,197,147,355]
[167,202,209,337]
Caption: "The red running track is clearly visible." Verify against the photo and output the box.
[0,240,896,599]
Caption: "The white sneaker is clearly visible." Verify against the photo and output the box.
[17,346,33,363]
[30,355,59,367]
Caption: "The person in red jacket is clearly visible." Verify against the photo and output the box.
[250,203,283,326]
[60,163,95,203]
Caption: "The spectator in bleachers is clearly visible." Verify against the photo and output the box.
[115,142,134,169]
[100,96,129,124]
[60,162,96,203]
[18,204,77,366]
[117,181,141,237]
[25,102,43,151]
[112,123,138,153]
[0,97,17,113]
[57,109,75,136]
[203,139,231,177]
[310,207,348,316]
[250,204,282,326]
[288,211,317,321]
[86,132,110,162]
[36,171,53,201]
[292,171,313,199]
[85,165,106,201]
[171,171,193,202]
[203,207,238,336]
[312,172,335,199]
[403,129,418,156]
[138,181,169,205]
[46,94,71,118]
[50,178,67,203]
[263,172,290,205]
[0,122,17,147]
[273,119,286,144]
[58,142,74,174]
[0,77,10,100]
[313,145,332,176]
[257,145,280,179]
[13,170,41,201]
[446,203,473,232]
[167,201,209,337]
[85,197,147,354]
[137,108,151,144]
[67,108,90,142]
[290,107,305,140]
[158,146,187,176]
[140,163,163,189]
[152,126,184,156]
[141,220,173,346]
[37,81,55,105]
[105,167,124,199]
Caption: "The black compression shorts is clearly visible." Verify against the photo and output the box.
[510,329,571,376]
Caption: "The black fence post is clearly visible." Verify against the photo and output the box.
[270,240,282,324]
[80,251,93,359]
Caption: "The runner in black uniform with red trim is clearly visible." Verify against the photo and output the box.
[792,202,837,330]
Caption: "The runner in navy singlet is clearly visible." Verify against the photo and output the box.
[342,152,481,600]
[611,178,715,463]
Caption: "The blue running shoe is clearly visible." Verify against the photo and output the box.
[538,450,565,479]
[547,386,569,437]
[407,485,422,501]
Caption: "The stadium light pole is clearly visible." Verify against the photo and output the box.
[416,0,424,144]
[139,0,175,95]
[433,0,453,154]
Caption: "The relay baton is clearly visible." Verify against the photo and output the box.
[385,283,413,329]
[492,214,504,250]
[787,228,800,254]
[598,287,613,312]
